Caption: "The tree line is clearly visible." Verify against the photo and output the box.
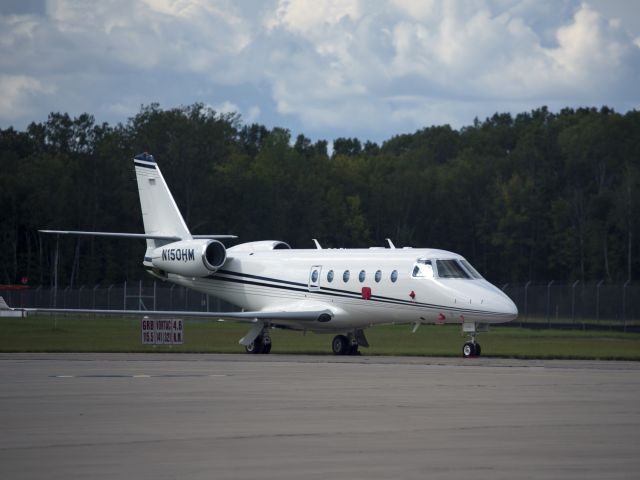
[1,103,638,286]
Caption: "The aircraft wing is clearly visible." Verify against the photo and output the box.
[1,298,332,323]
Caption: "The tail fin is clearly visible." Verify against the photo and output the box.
[133,153,191,250]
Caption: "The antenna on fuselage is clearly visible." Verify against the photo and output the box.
[386,238,396,249]
[312,239,322,249]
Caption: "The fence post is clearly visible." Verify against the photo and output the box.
[92,284,99,309]
[123,280,127,310]
[524,281,531,324]
[623,280,630,332]
[546,280,554,327]
[153,281,157,310]
[78,285,84,308]
[34,285,41,308]
[596,279,604,324]
[63,286,70,309]
[571,280,579,323]
[107,284,114,310]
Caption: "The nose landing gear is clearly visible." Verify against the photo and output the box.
[462,341,481,357]
[462,322,487,358]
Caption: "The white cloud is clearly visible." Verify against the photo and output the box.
[265,0,361,33]
[246,106,261,123]
[0,0,639,140]
[210,101,261,124]
[0,74,55,120]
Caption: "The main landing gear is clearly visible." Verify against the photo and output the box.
[245,334,272,354]
[240,322,272,354]
[240,323,370,356]
[332,330,369,355]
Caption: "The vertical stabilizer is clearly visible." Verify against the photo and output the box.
[133,153,191,250]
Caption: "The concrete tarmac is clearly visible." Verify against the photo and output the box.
[1,353,639,479]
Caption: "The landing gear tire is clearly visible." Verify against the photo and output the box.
[332,335,350,355]
[245,336,272,354]
[463,342,481,358]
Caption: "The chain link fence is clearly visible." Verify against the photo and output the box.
[2,281,639,330]
[1,281,239,314]
[502,282,640,330]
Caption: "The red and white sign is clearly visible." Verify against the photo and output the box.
[141,318,184,345]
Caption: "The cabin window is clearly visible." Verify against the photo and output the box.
[460,259,483,279]
[435,259,471,279]
[390,270,398,282]
[327,270,334,282]
[343,270,350,282]
[375,270,382,282]
[311,269,319,283]
[359,270,366,282]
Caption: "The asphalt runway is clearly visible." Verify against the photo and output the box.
[1,354,640,480]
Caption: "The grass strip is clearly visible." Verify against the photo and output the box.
[1,314,639,360]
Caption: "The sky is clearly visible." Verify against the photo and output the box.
[1,0,639,144]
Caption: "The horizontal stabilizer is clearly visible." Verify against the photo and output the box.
[39,230,236,240]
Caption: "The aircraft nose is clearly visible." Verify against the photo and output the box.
[495,292,518,321]
[503,297,518,320]
[476,284,518,322]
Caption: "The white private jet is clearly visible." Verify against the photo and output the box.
[25,153,517,356]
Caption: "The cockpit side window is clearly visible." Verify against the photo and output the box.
[435,259,471,279]
[460,259,483,279]
[412,259,433,279]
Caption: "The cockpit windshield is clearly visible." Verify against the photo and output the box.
[412,258,484,280]
[460,259,483,279]
[435,259,471,279]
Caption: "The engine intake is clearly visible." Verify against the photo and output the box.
[151,239,227,277]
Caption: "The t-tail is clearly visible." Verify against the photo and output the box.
[133,153,192,251]
[40,153,235,277]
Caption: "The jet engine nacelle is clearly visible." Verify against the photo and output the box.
[151,239,226,277]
